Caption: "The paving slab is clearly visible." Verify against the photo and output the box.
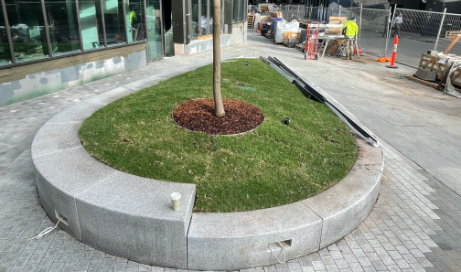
[0,30,461,271]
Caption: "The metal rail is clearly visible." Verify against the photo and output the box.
[263,56,379,147]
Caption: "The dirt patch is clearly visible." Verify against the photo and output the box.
[172,98,265,135]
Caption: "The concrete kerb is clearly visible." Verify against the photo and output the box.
[31,57,384,270]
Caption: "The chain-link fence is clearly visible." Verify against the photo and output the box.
[279,4,306,20]
[302,6,461,68]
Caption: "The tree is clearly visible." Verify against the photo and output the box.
[213,0,225,117]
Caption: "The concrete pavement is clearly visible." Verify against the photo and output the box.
[1,31,461,271]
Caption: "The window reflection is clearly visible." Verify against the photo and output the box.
[200,0,208,35]
[45,0,81,56]
[79,0,104,50]
[0,4,12,64]
[232,0,238,23]
[191,0,198,38]
[146,0,162,59]
[126,0,145,43]
[103,0,126,46]
[6,0,47,63]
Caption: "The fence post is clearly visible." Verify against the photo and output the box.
[359,4,362,40]
[384,6,392,57]
[434,8,447,51]
[297,5,300,18]
[339,5,341,17]
[349,1,353,18]
[385,5,397,57]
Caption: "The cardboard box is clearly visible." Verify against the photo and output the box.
[283,31,298,43]
[328,27,343,35]
[329,16,347,25]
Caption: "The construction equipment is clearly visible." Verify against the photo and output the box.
[304,21,320,60]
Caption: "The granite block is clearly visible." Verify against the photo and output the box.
[187,202,322,270]
[31,122,82,157]
[33,147,117,240]
[75,171,195,269]
[303,138,384,249]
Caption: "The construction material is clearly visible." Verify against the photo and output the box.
[443,34,461,54]
[247,13,256,29]
[445,30,461,39]
[263,56,379,147]
[415,67,437,81]
[418,53,461,88]
[304,21,320,60]
[387,35,399,69]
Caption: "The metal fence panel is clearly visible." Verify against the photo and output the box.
[301,6,461,68]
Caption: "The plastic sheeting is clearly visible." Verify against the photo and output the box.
[275,19,300,44]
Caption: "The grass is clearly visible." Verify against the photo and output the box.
[79,58,357,212]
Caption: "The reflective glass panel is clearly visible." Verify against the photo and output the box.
[0,4,12,64]
[146,0,162,59]
[191,0,198,37]
[45,0,81,56]
[200,0,207,35]
[6,0,47,63]
[79,0,104,50]
[238,0,244,22]
[232,0,238,22]
[103,0,126,46]
[126,0,146,43]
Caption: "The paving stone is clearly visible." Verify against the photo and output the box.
[0,43,461,272]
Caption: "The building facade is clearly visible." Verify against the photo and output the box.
[0,0,248,107]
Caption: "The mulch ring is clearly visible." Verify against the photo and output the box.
[172,98,265,135]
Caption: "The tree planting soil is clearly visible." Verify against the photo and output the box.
[172,98,264,135]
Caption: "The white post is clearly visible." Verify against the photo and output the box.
[385,5,397,56]
[384,6,392,56]
[339,5,341,17]
[434,8,447,51]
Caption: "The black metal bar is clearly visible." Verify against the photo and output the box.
[1,0,15,64]
[75,0,84,51]
[100,0,108,47]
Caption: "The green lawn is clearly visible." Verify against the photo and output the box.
[79,59,357,212]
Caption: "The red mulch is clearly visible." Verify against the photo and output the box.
[172,98,265,135]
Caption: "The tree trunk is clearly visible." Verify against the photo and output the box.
[213,0,225,117]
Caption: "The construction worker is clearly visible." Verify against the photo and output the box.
[342,16,359,60]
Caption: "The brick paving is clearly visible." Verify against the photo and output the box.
[2,45,461,271]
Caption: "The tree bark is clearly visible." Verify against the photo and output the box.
[213,0,225,117]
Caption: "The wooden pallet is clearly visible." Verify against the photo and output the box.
[247,14,255,29]
[418,53,461,88]
[445,30,461,39]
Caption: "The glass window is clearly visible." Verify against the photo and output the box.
[232,0,238,22]
[6,0,47,63]
[0,4,12,65]
[79,0,104,50]
[238,0,244,22]
[45,0,81,56]
[209,0,213,34]
[191,0,198,38]
[103,0,126,46]
[146,0,162,59]
[200,0,207,35]
[126,0,145,43]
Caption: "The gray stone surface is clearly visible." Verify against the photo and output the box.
[188,202,322,270]
[1,30,461,272]
[76,172,195,269]
[33,147,117,240]
[303,138,384,249]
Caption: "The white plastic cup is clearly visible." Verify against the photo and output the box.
[170,192,181,211]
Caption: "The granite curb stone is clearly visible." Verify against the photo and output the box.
[31,59,384,270]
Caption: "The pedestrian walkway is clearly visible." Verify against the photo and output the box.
[1,35,461,272]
